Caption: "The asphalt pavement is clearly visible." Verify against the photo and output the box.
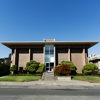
[0,87,100,100]
[0,80,100,100]
[0,88,100,96]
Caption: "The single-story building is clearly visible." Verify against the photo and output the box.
[1,39,98,73]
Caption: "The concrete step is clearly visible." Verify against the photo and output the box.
[42,72,55,81]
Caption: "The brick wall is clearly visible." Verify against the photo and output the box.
[31,48,43,63]
[17,49,29,68]
[56,48,68,65]
[70,48,83,73]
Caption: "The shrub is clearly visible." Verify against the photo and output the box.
[0,64,10,76]
[10,65,17,71]
[82,63,98,75]
[19,67,23,73]
[25,60,40,74]
[23,70,27,74]
[58,61,77,75]
[10,65,18,74]
[54,64,71,75]
[36,64,45,74]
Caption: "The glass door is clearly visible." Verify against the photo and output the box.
[45,62,50,72]
[45,62,54,72]
[45,44,54,72]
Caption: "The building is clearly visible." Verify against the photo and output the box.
[1,39,98,73]
[88,55,100,69]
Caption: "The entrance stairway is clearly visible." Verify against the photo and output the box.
[42,72,55,81]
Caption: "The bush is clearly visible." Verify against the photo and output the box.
[0,64,10,76]
[10,65,18,74]
[58,61,77,75]
[36,64,45,74]
[25,60,40,74]
[10,65,17,71]
[19,67,23,73]
[23,70,27,74]
[82,63,98,75]
[54,64,71,75]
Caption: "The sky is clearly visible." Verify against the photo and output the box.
[0,0,100,58]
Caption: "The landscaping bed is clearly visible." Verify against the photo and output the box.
[57,76,71,81]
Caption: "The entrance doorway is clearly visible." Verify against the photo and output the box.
[44,44,55,72]
[45,62,54,72]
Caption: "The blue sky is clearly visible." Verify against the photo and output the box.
[0,0,100,58]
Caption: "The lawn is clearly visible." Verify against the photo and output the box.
[72,75,100,83]
[0,75,41,82]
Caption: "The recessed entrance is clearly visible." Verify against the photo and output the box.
[45,62,54,72]
[44,44,54,72]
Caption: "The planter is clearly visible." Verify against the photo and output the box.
[57,76,71,81]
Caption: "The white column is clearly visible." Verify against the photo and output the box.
[68,47,70,61]
[43,45,46,71]
[98,61,100,69]
[29,48,31,61]
[43,46,45,64]
[54,46,56,68]
[11,51,13,67]
[13,48,16,65]
[83,48,86,65]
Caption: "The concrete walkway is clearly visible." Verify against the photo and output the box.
[0,80,100,87]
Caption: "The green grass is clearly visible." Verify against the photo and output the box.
[0,76,41,82]
[72,75,100,83]
[9,73,42,76]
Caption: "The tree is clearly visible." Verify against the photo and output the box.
[0,63,10,76]
[0,53,11,65]
[5,53,11,66]
[0,54,11,76]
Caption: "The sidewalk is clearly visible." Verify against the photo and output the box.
[0,80,100,87]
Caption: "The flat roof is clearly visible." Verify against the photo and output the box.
[1,41,99,49]
[89,55,100,61]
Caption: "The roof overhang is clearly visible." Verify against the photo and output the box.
[1,41,99,49]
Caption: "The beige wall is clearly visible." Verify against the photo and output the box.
[56,48,68,65]
[17,49,29,68]
[11,49,16,67]
[31,48,43,63]
[71,48,83,73]
[11,45,88,73]
[13,47,44,69]
[11,49,14,67]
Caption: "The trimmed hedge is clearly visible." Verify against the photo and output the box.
[82,63,98,75]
